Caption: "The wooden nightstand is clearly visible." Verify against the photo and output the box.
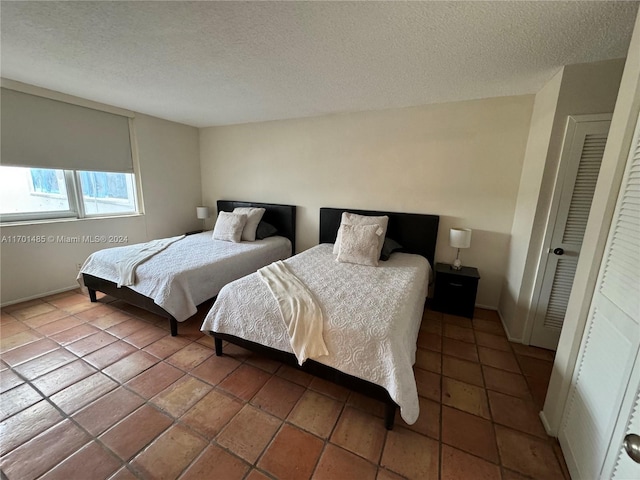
[432,262,480,319]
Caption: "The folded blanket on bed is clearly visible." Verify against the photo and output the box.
[258,260,329,365]
[116,235,185,287]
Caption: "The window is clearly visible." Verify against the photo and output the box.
[0,166,137,222]
[0,167,71,217]
[78,171,137,216]
[1,86,139,223]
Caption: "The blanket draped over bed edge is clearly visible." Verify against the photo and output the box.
[115,235,185,287]
[258,260,329,365]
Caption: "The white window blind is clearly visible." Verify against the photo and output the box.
[0,88,133,173]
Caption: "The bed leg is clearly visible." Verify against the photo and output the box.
[88,288,97,303]
[385,402,396,430]
[214,337,223,356]
[169,318,178,337]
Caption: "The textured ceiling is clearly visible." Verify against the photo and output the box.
[1,1,638,127]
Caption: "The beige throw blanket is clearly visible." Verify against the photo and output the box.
[258,261,329,365]
[115,235,185,287]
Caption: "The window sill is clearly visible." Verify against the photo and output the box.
[0,213,144,228]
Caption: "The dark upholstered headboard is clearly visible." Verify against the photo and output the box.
[217,200,297,252]
[319,207,440,267]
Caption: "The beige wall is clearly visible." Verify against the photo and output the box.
[0,112,201,305]
[500,70,563,340]
[200,95,535,308]
[500,58,625,341]
[134,114,202,239]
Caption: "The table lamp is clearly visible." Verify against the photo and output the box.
[196,206,210,230]
[449,227,472,270]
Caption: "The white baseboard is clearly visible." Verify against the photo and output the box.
[1,284,82,307]
[475,303,496,310]
[539,410,557,437]
[475,304,523,344]
[496,308,523,343]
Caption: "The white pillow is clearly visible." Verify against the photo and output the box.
[212,212,247,243]
[233,207,266,242]
[333,212,389,259]
[336,223,383,266]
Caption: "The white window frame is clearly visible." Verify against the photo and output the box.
[0,167,139,223]
[74,170,139,219]
[0,79,142,225]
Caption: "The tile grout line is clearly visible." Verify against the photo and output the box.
[1,326,131,478]
[1,300,230,479]
[471,315,503,473]
[3,297,560,480]
[440,312,504,472]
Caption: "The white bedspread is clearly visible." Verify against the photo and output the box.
[201,243,430,424]
[78,233,291,322]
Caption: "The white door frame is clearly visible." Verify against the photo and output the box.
[541,9,640,436]
[523,113,612,346]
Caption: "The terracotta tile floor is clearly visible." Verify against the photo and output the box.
[0,290,570,479]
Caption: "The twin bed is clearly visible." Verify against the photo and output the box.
[80,201,440,428]
[202,207,440,428]
[80,200,296,336]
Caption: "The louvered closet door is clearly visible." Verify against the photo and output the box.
[559,113,640,480]
[611,380,640,479]
[531,117,611,349]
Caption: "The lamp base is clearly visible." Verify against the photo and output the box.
[452,258,462,270]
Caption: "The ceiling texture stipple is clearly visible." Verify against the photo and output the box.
[1,1,638,128]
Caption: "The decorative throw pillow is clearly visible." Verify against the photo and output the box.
[212,212,248,243]
[380,237,403,261]
[233,207,266,241]
[336,223,383,266]
[255,221,278,239]
[333,212,389,259]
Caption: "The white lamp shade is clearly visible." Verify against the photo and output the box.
[449,228,472,249]
[196,206,210,219]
